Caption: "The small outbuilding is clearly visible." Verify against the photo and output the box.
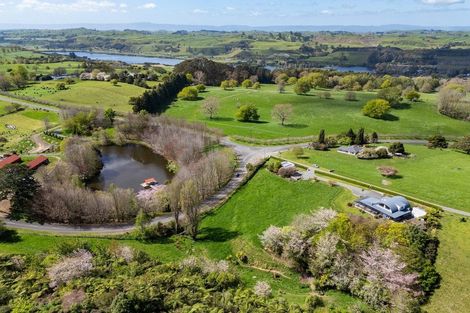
[355,196,413,221]
[337,145,363,155]
[27,155,50,170]
[0,154,22,169]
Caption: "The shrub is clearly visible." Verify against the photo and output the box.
[177,86,198,100]
[195,84,206,92]
[305,295,324,312]
[294,77,311,95]
[241,79,253,88]
[357,147,389,160]
[278,166,297,178]
[378,86,403,107]
[427,135,448,149]
[362,99,391,119]
[344,91,357,101]
[235,104,260,122]
[389,142,405,154]
[266,159,281,173]
[259,225,285,255]
[253,281,272,297]
[319,91,332,99]
[253,82,261,89]
[452,136,470,154]
[0,223,20,242]
[47,249,93,288]
[404,90,420,102]
[56,82,66,90]
[377,166,399,177]
[291,146,304,157]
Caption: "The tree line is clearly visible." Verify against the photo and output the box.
[129,73,189,113]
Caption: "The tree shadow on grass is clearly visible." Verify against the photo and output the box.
[389,175,404,179]
[392,102,411,110]
[382,114,399,121]
[240,120,269,124]
[212,117,234,122]
[197,227,240,242]
[284,123,308,129]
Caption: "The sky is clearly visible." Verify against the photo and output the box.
[0,0,469,26]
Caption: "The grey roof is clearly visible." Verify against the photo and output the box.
[337,145,363,155]
[356,196,412,221]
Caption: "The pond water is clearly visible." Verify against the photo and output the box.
[47,51,183,66]
[88,144,172,191]
[328,66,374,73]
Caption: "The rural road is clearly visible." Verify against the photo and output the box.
[29,134,52,154]
[4,138,469,235]
[0,94,60,112]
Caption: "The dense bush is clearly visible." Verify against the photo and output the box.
[452,136,470,154]
[0,248,307,313]
[362,99,391,119]
[389,142,406,154]
[236,104,260,122]
[427,135,448,149]
[177,86,198,100]
[260,209,440,311]
[266,159,282,173]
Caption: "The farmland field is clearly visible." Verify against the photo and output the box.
[0,108,58,151]
[165,85,470,139]
[12,80,147,112]
[281,144,470,212]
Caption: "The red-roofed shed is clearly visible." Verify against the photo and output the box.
[0,154,21,170]
[27,155,49,170]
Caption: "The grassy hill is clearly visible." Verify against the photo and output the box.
[165,85,470,139]
[12,80,146,112]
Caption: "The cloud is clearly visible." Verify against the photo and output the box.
[421,0,464,5]
[225,6,235,11]
[193,8,208,14]
[16,0,121,12]
[321,9,333,15]
[138,2,156,9]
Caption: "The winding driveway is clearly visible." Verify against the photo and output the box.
[0,94,60,112]
[3,138,469,235]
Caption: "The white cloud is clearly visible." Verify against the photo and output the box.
[16,0,121,12]
[250,10,261,16]
[193,8,208,14]
[321,9,333,15]
[421,0,464,5]
[225,6,235,11]
[138,2,156,9]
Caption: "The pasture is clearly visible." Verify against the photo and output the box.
[13,80,146,112]
[165,85,470,139]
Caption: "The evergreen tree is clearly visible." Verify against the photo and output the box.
[371,132,379,143]
[318,129,326,144]
[346,128,356,144]
[355,128,365,145]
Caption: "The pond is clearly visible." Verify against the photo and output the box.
[88,144,172,191]
[46,51,183,66]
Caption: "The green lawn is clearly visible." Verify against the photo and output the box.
[12,80,147,112]
[281,144,470,212]
[1,169,369,309]
[424,215,470,313]
[165,85,470,139]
